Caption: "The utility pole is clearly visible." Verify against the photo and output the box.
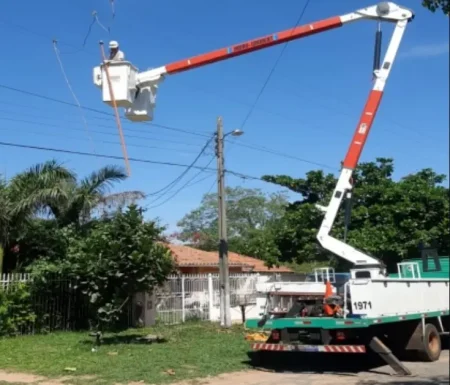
[216,116,232,327]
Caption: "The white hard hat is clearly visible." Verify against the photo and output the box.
[109,40,119,49]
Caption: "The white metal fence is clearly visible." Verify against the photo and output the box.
[0,273,31,290]
[154,273,267,324]
[1,272,302,330]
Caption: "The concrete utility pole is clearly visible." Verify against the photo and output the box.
[215,116,243,328]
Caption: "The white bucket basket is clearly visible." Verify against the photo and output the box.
[125,83,159,122]
[93,61,138,108]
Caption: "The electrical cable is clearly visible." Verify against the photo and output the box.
[0,19,95,56]
[0,83,211,138]
[110,0,116,19]
[145,136,214,199]
[0,9,438,144]
[93,11,110,34]
[52,40,96,154]
[184,173,215,188]
[0,107,339,170]
[147,155,216,207]
[0,125,202,156]
[230,142,338,171]
[0,83,341,170]
[238,0,312,131]
[0,140,217,172]
[0,114,207,149]
[82,17,97,47]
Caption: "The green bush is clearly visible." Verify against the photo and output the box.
[0,283,36,336]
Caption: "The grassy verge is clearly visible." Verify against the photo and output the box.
[0,322,250,385]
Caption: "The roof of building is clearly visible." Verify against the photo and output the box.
[165,243,293,273]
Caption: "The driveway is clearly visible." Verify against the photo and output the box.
[175,350,449,385]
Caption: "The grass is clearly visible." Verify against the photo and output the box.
[0,322,250,385]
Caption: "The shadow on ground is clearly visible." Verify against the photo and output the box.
[357,376,449,385]
[245,337,449,376]
[80,333,168,346]
[246,351,387,375]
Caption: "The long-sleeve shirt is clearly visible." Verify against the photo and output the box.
[109,50,125,61]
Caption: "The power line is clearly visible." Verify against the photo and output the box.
[0,141,217,172]
[0,108,337,170]
[0,19,95,56]
[230,141,337,171]
[147,155,216,208]
[52,40,96,154]
[272,83,443,143]
[238,0,312,131]
[0,125,203,156]
[0,84,211,138]
[0,87,341,170]
[0,117,205,154]
[146,136,215,199]
[1,10,438,146]
[0,108,208,148]
[82,14,97,47]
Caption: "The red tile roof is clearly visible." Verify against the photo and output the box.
[165,243,293,273]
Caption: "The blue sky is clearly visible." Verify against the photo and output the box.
[0,0,448,233]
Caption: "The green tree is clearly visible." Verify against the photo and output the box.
[9,161,144,227]
[264,158,449,271]
[175,187,288,258]
[30,205,174,330]
[1,160,145,272]
[422,0,449,14]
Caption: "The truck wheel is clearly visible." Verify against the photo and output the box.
[417,323,441,362]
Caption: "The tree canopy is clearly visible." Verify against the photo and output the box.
[1,160,145,272]
[422,0,449,14]
[30,205,174,329]
[176,158,449,273]
[175,187,289,265]
[1,160,174,331]
[263,158,449,271]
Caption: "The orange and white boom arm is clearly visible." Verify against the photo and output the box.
[97,2,414,273]
[137,2,413,85]
[315,3,413,274]
[138,3,415,272]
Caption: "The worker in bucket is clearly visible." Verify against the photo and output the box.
[108,41,125,61]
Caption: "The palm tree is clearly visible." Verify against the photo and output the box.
[56,165,145,226]
[1,161,145,272]
[7,160,77,221]
[7,160,145,227]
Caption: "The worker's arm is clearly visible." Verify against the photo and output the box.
[117,50,125,61]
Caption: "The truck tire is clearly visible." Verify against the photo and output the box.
[417,323,441,362]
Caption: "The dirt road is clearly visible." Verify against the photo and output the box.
[177,351,449,385]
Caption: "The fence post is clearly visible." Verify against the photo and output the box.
[208,273,214,321]
[181,275,186,323]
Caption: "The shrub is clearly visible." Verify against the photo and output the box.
[0,283,36,336]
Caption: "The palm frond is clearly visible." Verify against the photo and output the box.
[80,165,127,196]
[97,191,146,211]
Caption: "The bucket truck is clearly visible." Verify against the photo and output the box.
[93,2,449,375]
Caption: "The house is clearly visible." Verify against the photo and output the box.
[165,243,293,275]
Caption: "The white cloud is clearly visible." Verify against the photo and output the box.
[400,42,449,59]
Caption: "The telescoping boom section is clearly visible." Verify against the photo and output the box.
[93,2,414,274]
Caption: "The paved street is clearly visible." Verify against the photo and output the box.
[175,351,449,385]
